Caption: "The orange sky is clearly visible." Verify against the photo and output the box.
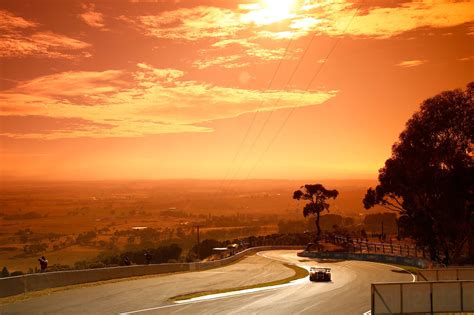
[0,0,473,181]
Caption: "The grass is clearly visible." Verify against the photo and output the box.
[170,263,309,301]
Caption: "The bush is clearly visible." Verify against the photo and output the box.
[10,271,24,276]
[1,266,10,277]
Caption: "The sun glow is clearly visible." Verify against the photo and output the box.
[241,0,298,25]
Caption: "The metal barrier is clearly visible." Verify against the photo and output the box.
[417,268,474,281]
[299,251,429,268]
[372,280,474,314]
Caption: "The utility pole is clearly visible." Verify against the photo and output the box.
[381,218,384,241]
[195,225,200,260]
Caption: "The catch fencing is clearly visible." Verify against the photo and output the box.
[332,235,423,258]
[372,280,474,314]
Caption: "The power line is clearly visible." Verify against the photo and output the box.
[243,5,361,180]
[223,31,320,191]
[217,37,295,192]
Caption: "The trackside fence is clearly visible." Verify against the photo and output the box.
[416,268,474,281]
[371,280,474,314]
[332,235,422,258]
[298,251,429,268]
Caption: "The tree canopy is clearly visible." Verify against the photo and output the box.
[363,82,473,264]
[293,184,339,240]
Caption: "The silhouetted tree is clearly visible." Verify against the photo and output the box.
[363,83,473,264]
[293,184,339,241]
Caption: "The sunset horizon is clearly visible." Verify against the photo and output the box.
[1,0,472,181]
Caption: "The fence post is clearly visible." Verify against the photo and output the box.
[430,282,433,315]
[400,283,404,314]
[371,284,375,314]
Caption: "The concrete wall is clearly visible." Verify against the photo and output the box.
[372,280,474,314]
[0,246,302,298]
[417,268,474,281]
[298,251,429,268]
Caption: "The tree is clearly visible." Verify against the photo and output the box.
[363,83,473,264]
[293,184,339,241]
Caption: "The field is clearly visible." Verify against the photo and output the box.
[0,179,385,272]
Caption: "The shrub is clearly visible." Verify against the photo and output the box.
[1,266,10,277]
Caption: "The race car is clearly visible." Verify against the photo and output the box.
[309,267,331,282]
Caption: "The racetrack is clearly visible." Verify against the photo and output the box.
[0,250,413,314]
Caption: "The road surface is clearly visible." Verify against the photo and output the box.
[0,250,413,314]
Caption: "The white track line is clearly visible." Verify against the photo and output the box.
[362,262,416,315]
[120,250,306,314]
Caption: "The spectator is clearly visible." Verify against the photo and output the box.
[38,256,48,273]
[123,256,131,266]
[144,251,152,265]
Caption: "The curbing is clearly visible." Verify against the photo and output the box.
[298,250,430,268]
[0,246,303,298]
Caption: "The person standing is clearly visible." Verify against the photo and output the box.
[144,251,152,265]
[38,256,48,273]
[123,256,131,266]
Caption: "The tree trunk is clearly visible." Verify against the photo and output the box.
[315,212,321,241]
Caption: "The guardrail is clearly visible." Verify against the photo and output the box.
[0,246,302,298]
[332,235,422,258]
[417,268,474,281]
[298,250,429,268]
[371,280,474,314]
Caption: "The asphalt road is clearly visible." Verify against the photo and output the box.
[0,250,413,314]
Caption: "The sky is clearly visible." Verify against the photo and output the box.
[0,0,473,181]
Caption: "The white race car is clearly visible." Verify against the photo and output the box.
[309,267,331,282]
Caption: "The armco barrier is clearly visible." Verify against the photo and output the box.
[372,280,474,314]
[417,267,474,281]
[0,246,302,298]
[298,250,429,268]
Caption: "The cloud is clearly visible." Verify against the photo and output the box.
[127,1,474,44]
[0,115,115,138]
[0,10,38,31]
[79,3,107,30]
[0,64,337,139]
[131,6,244,40]
[193,55,249,69]
[0,10,91,59]
[119,1,473,70]
[299,0,474,38]
[396,60,427,68]
[458,56,474,62]
[13,70,128,105]
[194,38,294,69]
